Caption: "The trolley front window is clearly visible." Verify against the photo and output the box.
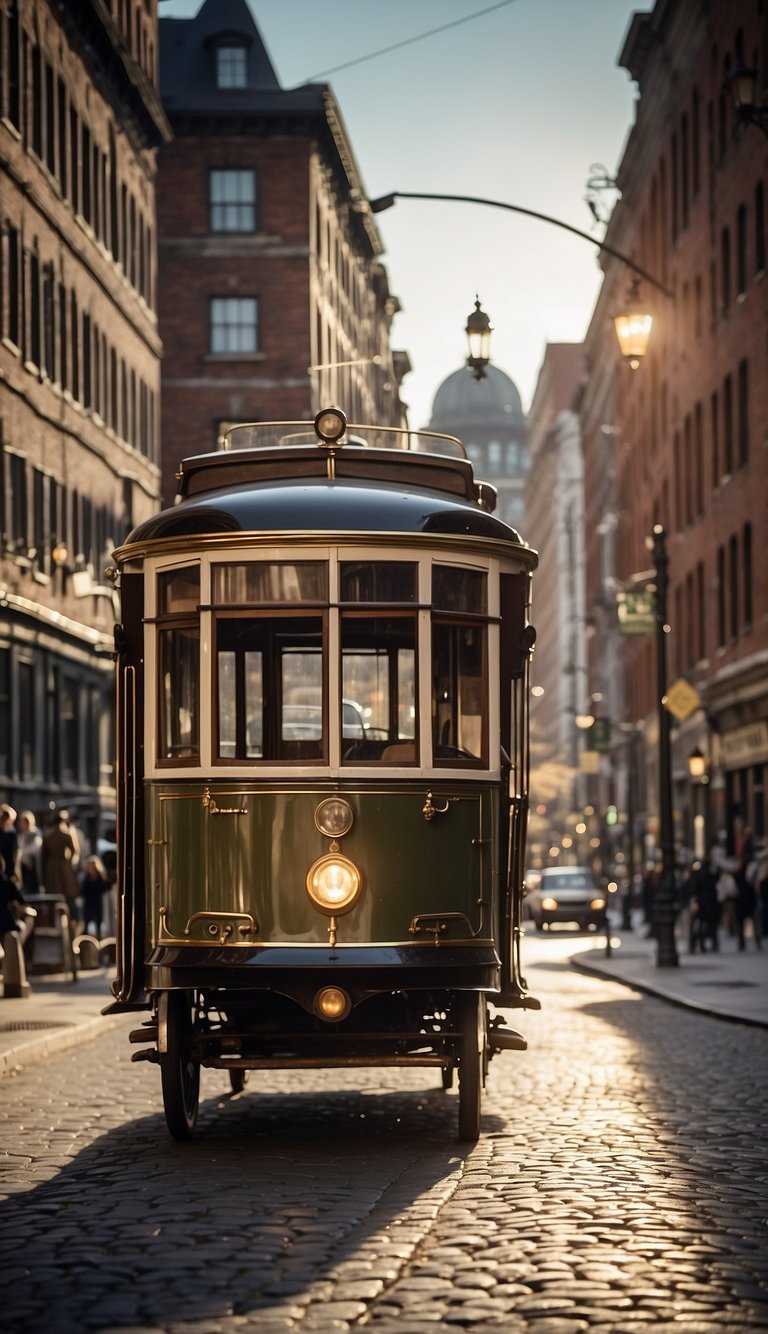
[432,566,488,764]
[216,615,325,761]
[340,561,417,763]
[157,566,200,763]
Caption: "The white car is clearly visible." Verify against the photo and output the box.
[526,866,607,931]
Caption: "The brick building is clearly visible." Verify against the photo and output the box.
[581,0,768,855]
[157,0,409,505]
[0,1,168,838]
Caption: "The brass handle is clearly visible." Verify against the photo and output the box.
[422,790,450,821]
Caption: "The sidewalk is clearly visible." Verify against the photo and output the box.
[2,919,767,1080]
[0,966,132,1077]
[572,913,768,1027]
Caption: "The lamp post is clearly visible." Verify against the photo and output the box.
[650,524,679,967]
[688,746,709,861]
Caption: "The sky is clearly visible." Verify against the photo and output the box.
[160,0,654,428]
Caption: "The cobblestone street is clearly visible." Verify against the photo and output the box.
[2,936,767,1333]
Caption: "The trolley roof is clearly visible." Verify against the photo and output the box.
[119,415,536,559]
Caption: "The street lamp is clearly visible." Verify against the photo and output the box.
[613,278,654,369]
[650,524,679,967]
[465,297,493,381]
[724,62,768,137]
[688,747,709,861]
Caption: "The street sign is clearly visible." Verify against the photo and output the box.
[616,589,656,635]
[580,750,600,774]
[665,677,701,722]
[590,718,612,752]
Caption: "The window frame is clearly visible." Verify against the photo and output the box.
[209,295,259,356]
[209,168,257,234]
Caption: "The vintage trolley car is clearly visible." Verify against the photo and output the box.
[106,407,539,1140]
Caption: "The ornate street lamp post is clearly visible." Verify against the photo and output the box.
[651,524,679,967]
[465,297,493,381]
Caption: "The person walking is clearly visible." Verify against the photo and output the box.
[0,804,18,882]
[80,855,109,937]
[16,811,42,894]
[41,812,80,928]
[689,852,721,952]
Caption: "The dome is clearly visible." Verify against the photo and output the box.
[428,364,525,430]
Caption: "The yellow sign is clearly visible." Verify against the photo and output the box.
[665,678,701,722]
[580,750,600,774]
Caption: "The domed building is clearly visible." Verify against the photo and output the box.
[426,365,529,531]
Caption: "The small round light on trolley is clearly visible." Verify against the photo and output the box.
[314,406,347,444]
[306,852,362,914]
[314,797,354,838]
[314,986,351,1022]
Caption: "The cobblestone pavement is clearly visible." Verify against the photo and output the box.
[2,935,767,1333]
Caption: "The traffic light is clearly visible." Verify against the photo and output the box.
[605,804,618,827]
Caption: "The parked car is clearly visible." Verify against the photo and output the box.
[522,868,541,920]
[525,865,607,931]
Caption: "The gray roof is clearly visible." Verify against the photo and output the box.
[428,365,525,431]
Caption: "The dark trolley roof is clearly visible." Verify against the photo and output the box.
[120,416,535,554]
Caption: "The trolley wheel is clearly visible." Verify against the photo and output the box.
[457,992,485,1143]
[229,1068,248,1094]
[160,990,200,1140]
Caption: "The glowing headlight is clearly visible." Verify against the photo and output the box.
[314,986,351,1022]
[541,896,558,911]
[306,853,362,913]
[314,406,347,444]
[314,797,354,838]
[591,897,606,911]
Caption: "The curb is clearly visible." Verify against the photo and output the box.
[571,954,768,1029]
[0,1011,129,1079]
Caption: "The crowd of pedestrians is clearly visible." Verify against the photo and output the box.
[0,803,117,982]
[643,821,766,954]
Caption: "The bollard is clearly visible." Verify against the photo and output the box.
[1,928,31,998]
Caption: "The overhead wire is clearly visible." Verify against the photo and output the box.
[302,0,518,81]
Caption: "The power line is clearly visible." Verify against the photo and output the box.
[303,0,519,81]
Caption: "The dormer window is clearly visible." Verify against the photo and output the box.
[216,44,247,89]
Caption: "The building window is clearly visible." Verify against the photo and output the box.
[210,297,258,354]
[710,390,719,487]
[215,45,247,89]
[723,374,733,474]
[737,359,749,468]
[729,534,739,641]
[696,561,706,661]
[209,169,257,233]
[756,182,766,273]
[736,204,747,295]
[743,523,753,632]
[8,452,28,554]
[716,545,726,648]
[720,226,731,313]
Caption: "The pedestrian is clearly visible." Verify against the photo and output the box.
[642,857,662,936]
[0,853,27,940]
[0,804,18,881]
[735,863,762,951]
[16,811,42,894]
[80,855,109,937]
[689,852,721,952]
[41,812,80,929]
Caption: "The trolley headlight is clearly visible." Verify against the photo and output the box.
[541,896,558,911]
[314,986,351,1022]
[306,853,362,913]
[314,406,347,444]
[314,797,354,838]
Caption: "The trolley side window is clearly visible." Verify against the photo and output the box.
[157,567,201,763]
[340,562,417,764]
[215,615,326,762]
[432,566,488,765]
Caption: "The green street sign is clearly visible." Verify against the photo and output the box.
[616,589,656,636]
[590,719,611,753]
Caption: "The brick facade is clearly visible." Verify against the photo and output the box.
[0,0,168,839]
[581,0,768,850]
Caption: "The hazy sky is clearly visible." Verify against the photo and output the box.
[160,0,653,427]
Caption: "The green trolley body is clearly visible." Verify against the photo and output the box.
[109,409,539,1141]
